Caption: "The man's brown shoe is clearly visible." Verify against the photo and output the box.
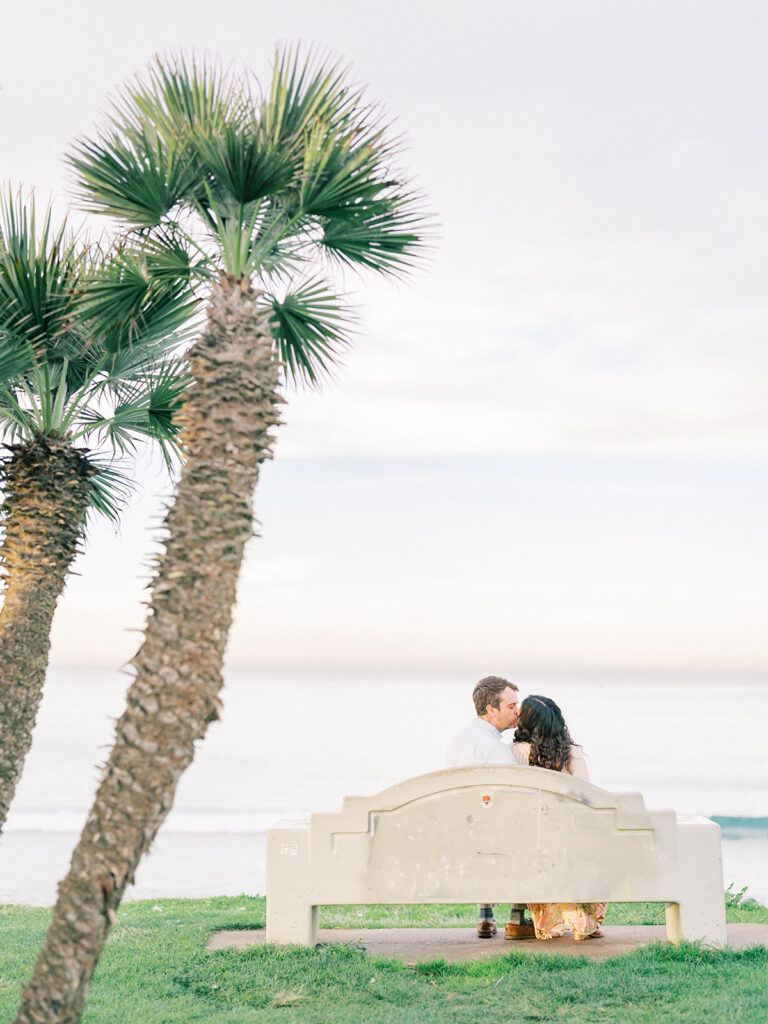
[504,920,535,939]
[477,920,498,938]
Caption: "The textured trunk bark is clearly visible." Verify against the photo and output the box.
[14,277,283,1024]
[0,437,94,832]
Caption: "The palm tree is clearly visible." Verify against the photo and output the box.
[0,194,194,832]
[14,50,427,1024]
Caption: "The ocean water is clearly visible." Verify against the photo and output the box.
[1,669,766,905]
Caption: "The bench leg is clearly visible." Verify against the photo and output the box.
[267,899,319,947]
[665,894,726,947]
[266,828,319,947]
[665,822,727,946]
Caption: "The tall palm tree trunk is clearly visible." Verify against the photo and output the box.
[0,437,94,831]
[15,277,282,1024]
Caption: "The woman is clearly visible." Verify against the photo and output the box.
[510,695,607,941]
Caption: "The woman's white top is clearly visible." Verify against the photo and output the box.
[509,741,590,781]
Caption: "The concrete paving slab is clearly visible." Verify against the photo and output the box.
[208,923,768,962]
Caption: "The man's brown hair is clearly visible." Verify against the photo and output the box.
[472,675,518,716]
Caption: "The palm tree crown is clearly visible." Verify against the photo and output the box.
[68,50,428,384]
[0,192,195,833]
[0,194,194,513]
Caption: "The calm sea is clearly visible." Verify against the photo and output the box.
[1,669,766,905]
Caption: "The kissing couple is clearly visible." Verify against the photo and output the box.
[446,675,607,942]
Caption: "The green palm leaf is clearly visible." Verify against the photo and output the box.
[81,252,197,354]
[77,355,188,464]
[263,48,363,149]
[320,193,427,274]
[68,56,239,228]
[193,120,294,206]
[0,386,37,443]
[85,457,134,522]
[266,278,354,385]
[0,330,38,384]
[299,122,388,216]
[127,54,239,140]
[69,129,200,228]
[0,192,87,360]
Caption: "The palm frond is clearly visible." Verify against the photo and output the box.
[68,54,241,228]
[299,120,389,217]
[135,357,189,467]
[193,119,294,207]
[75,402,140,454]
[85,457,134,522]
[0,329,38,384]
[251,235,308,281]
[0,385,38,443]
[75,356,188,460]
[262,47,363,150]
[129,54,241,141]
[68,128,199,228]
[121,356,189,442]
[0,191,87,360]
[140,228,205,286]
[264,49,430,277]
[95,338,170,386]
[320,191,429,275]
[79,240,197,354]
[265,277,354,386]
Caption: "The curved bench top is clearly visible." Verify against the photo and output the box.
[309,765,676,836]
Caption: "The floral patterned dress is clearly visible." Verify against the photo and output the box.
[510,741,608,940]
[526,900,607,940]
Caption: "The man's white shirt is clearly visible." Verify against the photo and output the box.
[445,717,518,767]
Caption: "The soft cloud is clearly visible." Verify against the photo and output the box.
[275,250,768,460]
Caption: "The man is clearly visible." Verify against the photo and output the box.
[446,675,535,939]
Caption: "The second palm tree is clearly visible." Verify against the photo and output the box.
[0,196,194,832]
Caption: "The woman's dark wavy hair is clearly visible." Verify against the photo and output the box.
[513,695,575,773]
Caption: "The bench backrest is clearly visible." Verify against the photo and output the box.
[306,766,679,904]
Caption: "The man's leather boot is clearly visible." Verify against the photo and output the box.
[477,919,498,938]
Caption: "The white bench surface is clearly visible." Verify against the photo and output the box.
[267,766,726,947]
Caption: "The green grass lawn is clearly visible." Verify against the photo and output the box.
[1,893,766,1024]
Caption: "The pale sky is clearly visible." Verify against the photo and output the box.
[1,0,766,672]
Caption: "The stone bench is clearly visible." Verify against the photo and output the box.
[266,765,727,947]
